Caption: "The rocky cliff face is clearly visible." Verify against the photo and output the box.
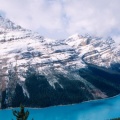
[0,15,120,108]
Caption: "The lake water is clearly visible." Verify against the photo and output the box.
[0,95,120,120]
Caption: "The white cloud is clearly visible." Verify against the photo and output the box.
[0,0,62,29]
[0,0,120,42]
[64,0,120,36]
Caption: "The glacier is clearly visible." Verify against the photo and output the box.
[1,95,120,120]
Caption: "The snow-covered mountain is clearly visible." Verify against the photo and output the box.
[0,15,120,108]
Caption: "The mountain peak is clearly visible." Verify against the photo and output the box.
[67,33,81,40]
[0,15,24,32]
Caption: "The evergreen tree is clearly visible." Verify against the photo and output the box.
[12,104,29,120]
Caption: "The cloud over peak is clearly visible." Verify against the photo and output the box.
[0,0,120,42]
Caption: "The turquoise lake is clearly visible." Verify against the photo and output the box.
[0,95,120,120]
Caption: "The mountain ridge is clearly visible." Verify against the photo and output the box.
[0,15,120,109]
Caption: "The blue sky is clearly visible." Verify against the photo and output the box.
[0,0,120,43]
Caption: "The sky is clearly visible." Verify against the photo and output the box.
[0,0,120,43]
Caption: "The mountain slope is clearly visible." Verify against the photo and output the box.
[0,15,120,108]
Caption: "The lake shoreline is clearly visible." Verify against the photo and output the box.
[1,93,120,110]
